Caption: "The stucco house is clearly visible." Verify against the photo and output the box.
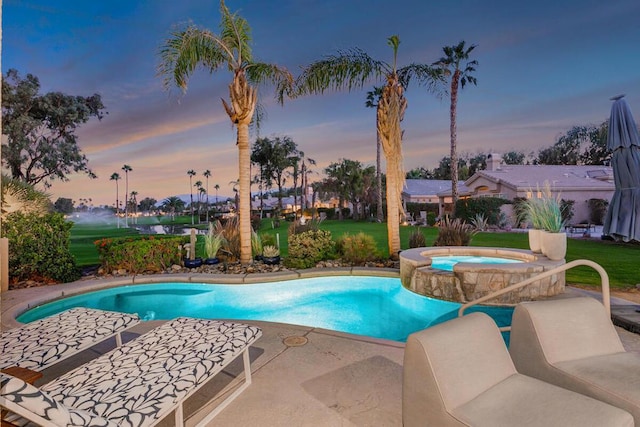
[458,154,614,225]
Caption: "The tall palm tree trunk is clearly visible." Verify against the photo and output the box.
[223,70,256,265]
[378,75,406,259]
[450,70,460,210]
[376,127,383,222]
[238,124,252,264]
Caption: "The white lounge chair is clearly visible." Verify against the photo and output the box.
[1,307,140,371]
[1,317,262,427]
[509,297,640,425]
[403,311,634,426]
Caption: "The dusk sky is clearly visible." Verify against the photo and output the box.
[3,0,640,207]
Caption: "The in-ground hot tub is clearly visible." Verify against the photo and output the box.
[400,247,566,304]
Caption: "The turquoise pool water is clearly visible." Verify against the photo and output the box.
[17,277,513,342]
[430,255,523,271]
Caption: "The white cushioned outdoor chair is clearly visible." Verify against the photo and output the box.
[1,317,262,427]
[0,307,140,371]
[509,297,640,425]
[403,311,634,426]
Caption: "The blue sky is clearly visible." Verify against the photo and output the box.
[3,0,640,207]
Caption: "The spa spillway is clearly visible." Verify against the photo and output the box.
[400,247,566,304]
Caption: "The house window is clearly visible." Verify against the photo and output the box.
[526,191,533,199]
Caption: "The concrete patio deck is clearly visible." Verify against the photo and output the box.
[2,272,640,426]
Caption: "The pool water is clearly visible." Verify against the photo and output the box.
[17,277,513,342]
[430,255,523,271]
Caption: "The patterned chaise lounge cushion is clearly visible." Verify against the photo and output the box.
[0,308,140,371]
[41,318,262,426]
[0,373,116,427]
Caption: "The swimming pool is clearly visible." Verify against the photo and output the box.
[430,255,523,271]
[17,276,513,342]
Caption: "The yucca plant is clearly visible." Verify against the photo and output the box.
[262,245,280,258]
[526,182,565,233]
[408,228,427,248]
[433,216,477,246]
[251,229,263,257]
[470,213,488,231]
[204,221,225,259]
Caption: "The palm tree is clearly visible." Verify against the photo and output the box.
[121,165,132,227]
[366,86,384,222]
[161,196,185,221]
[299,151,316,211]
[214,183,220,206]
[109,172,121,227]
[229,180,239,212]
[129,190,138,224]
[194,180,203,222]
[1,173,51,222]
[187,170,196,225]
[433,41,478,208]
[203,169,211,223]
[158,0,294,265]
[294,35,439,258]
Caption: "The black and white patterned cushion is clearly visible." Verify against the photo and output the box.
[0,372,117,426]
[0,308,140,371]
[41,318,262,426]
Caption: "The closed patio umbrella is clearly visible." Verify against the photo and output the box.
[603,95,640,242]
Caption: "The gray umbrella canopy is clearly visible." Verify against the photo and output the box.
[603,96,640,242]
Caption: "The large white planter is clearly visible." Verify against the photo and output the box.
[541,231,567,261]
[528,229,543,253]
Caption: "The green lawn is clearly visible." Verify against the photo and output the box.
[69,218,640,290]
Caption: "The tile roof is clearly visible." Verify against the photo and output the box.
[467,165,614,191]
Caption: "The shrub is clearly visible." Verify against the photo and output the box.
[336,232,379,264]
[426,212,437,226]
[588,198,608,225]
[470,213,489,231]
[285,229,336,269]
[454,197,508,225]
[262,245,280,257]
[251,229,263,257]
[512,197,528,227]
[213,215,240,260]
[95,236,184,274]
[433,216,477,246]
[3,212,81,283]
[204,221,224,259]
[251,214,262,231]
[408,228,427,248]
[560,199,575,224]
[260,233,276,247]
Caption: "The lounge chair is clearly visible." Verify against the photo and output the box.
[509,297,640,425]
[403,311,634,426]
[1,317,262,427]
[0,307,140,371]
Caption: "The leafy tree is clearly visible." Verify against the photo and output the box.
[158,0,294,264]
[251,136,298,211]
[293,35,440,258]
[502,150,527,165]
[405,167,433,179]
[580,120,610,165]
[433,41,478,207]
[138,197,157,213]
[324,159,374,220]
[54,197,74,214]
[1,69,106,187]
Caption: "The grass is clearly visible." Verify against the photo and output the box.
[69,217,640,290]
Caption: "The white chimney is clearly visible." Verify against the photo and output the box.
[487,153,502,171]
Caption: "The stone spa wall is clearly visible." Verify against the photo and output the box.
[400,247,566,305]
